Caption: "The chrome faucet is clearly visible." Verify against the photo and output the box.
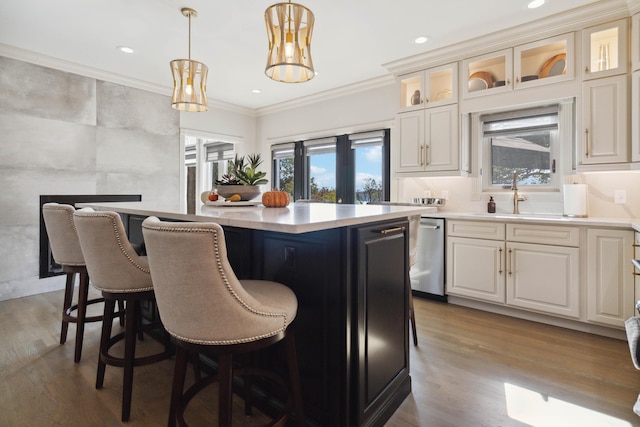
[511,172,527,214]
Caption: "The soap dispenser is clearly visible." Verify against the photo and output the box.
[488,196,496,213]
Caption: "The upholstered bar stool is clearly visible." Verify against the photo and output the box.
[141,217,304,427]
[42,203,104,362]
[73,209,172,422]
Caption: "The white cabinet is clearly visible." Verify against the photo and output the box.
[634,231,640,307]
[447,236,506,303]
[632,70,640,163]
[506,241,580,318]
[398,63,457,112]
[632,14,640,72]
[582,18,629,80]
[580,75,628,165]
[587,229,635,327]
[397,104,459,173]
[447,220,580,319]
[461,33,574,99]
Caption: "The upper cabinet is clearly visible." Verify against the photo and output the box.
[462,33,574,99]
[632,14,640,71]
[398,63,457,112]
[582,18,629,80]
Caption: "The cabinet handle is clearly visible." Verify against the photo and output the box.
[585,128,590,158]
[379,226,406,235]
[498,247,503,275]
[506,79,510,86]
[425,97,429,103]
[585,65,590,73]
[633,243,640,248]
[425,144,430,166]
[508,248,513,276]
[420,145,424,166]
[516,76,520,83]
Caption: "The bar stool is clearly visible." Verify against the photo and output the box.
[141,217,304,427]
[73,209,172,422]
[42,203,104,362]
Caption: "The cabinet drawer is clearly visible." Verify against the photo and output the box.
[447,220,505,240]
[506,223,579,247]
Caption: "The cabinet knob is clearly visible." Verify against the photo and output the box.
[506,79,510,86]
[516,77,520,83]
[585,66,590,73]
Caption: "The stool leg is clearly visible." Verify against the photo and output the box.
[122,297,139,422]
[96,298,116,389]
[218,353,233,427]
[168,345,189,427]
[285,332,305,427]
[409,292,418,347]
[73,269,90,362]
[60,271,75,345]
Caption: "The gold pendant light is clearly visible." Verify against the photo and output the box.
[264,1,315,83]
[170,8,208,112]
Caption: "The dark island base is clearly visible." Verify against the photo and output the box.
[128,214,412,426]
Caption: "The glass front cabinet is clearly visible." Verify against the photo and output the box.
[398,63,457,112]
[461,33,574,99]
[582,18,628,80]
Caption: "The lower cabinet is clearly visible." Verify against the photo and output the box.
[586,228,635,327]
[506,241,579,318]
[447,236,505,303]
[447,220,580,319]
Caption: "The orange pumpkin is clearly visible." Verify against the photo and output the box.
[262,189,290,207]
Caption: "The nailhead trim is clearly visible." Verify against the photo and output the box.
[143,222,290,345]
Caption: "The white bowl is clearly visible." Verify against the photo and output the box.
[215,185,262,201]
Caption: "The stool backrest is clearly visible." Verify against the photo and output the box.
[73,210,152,293]
[141,217,290,345]
[42,203,85,266]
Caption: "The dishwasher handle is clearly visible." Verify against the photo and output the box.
[420,225,441,230]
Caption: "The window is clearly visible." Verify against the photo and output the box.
[480,106,561,191]
[271,129,390,203]
[183,133,235,213]
[304,137,337,202]
[351,131,385,203]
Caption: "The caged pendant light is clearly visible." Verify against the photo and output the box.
[264,1,315,83]
[170,7,208,112]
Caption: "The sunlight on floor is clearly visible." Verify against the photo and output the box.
[504,383,633,427]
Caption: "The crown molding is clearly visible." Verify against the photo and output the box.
[255,74,394,117]
[0,43,257,117]
[383,0,632,76]
[628,0,640,14]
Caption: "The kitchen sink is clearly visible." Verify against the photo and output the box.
[469,212,569,221]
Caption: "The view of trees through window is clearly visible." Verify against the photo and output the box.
[271,130,388,203]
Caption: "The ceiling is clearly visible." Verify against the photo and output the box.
[0,0,603,110]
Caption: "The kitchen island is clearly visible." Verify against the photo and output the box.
[77,201,433,427]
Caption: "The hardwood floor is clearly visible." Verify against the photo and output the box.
[2,289,640,426]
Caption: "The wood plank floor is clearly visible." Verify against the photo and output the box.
[2,289,640,426]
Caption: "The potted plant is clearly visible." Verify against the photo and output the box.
[214,154,268,200]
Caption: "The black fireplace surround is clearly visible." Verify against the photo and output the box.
[39,194,141,278]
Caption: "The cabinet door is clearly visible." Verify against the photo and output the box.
[633,70,640,163]
[506,242,580,318]
[462,48,512,99]
[581,75,628,165]
[582,18,629,80]
[398,70,425,111]
[447,236,505,303]
[587,229,634,328]
[397,110,424,172]
[354,221,409,426]
[424,104,459,172]
[514,33,574,89]
[424,63,458,107]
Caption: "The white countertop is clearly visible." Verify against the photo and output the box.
[424,211,639,229]
[76,201,436,234]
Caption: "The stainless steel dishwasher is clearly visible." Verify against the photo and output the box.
[410,217,446,301]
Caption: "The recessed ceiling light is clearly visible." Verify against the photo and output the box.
[528,0,545,9]
[252,89,261,94]
[415,36,430,44]
[117,46,135,54]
